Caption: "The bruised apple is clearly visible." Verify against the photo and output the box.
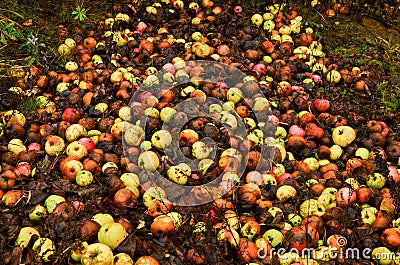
[81,243,114,265]
[98,222,127,250]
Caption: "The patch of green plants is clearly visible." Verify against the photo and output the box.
[0,19,24,45]
[20,96,43,112]
[376,81,400,111]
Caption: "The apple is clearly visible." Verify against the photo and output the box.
[332,126,356,147]
[138,151,160,171]
[62,108,81,123]
[44,195,66,214]
[355,147,369,160]
[62,159,83,180]
[276,185,297,202]
[336,187,356,206]
[71,241,89,262]
[217,228,240,246]
[28,142,41,152]
[288,214,303,227]
[15,227,40,248]
[134,256,160,265]
[366,173,385,189]
[143,186,167,208]
[381,228,400,249]
[81,243,114,265]
[120,173,140,188]
[159,107,176,122]
[361,207,377,225]
[76,170,94,186]
[318,192,336,210]
[226,87,242,103]
[240,220,261,241]
[14,162,32,177]
[79,137,95,152]
[151,130,172,149]
[29,204,47,221]
[66,141,88,159]
[192,141,211,159]
[251,14,263,27]
[124,125,145,146]
[313,99,330,112]
[92,213,114,227]
[329,144,343,160]
[8,138,26,154]
[388,165,400,183]
[263,229,283,247]
[114,253,134,265]
[299,199,326,218]
[66,124,87,142]
[32,238,55,262]
[45,135,65,156]
[326,70,341,83]
[167,163,191,185]
[98,222,127,250]
[372,247,394,265]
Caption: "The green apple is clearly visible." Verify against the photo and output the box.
[288,213,302,227]
[15,227,40,248]
[268,206,283,217]
[263,229,283,247]
[81,243,114,265]
[366,173,385,189]
[372,247,394,265]
[71,241,89,262]
[318,193,336,210]
[76,170,94,186]
[329,144,343,160]
[44,195,66,214]
[138,151,160,171]
[251,14,263,27]
[276,185,296,202]
[32,238,55,262]
[332,126,356,147]
[361,207,377,225]
[160,107,176,122]
[226,87,242,103]
[114,253,134,265]
[299,199,326,218]
[29,205,47,222]
[98,223,127,250]
[92,213,114,227]
[355,147,369,160]
[120,173,140,188]
[192,141,210,159]
[8,138,26,154]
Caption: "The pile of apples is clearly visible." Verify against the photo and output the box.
[1,0,400,264]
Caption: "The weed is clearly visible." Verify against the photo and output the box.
[71,5,88,22]
[20,97,42,112]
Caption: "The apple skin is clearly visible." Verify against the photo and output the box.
[15,227,40,248]
[98,222,127,250]
[62,108,81,123]
[45,135,65,156]
[32,237,56,262]
[62,159,83,180]
[79,137,95,152]
[29,204,47,221]
[313,99,330,112]
[81,243,114,265]
[66,141,88,159]
[134,256,160,265]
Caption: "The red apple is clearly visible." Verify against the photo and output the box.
[313,99,330,112]
[28,142,41,152]
[14,162,32,177]
[388,165,400,183]
[62,108,81,123]
[336,187,356,206]
[79,137,95,152]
